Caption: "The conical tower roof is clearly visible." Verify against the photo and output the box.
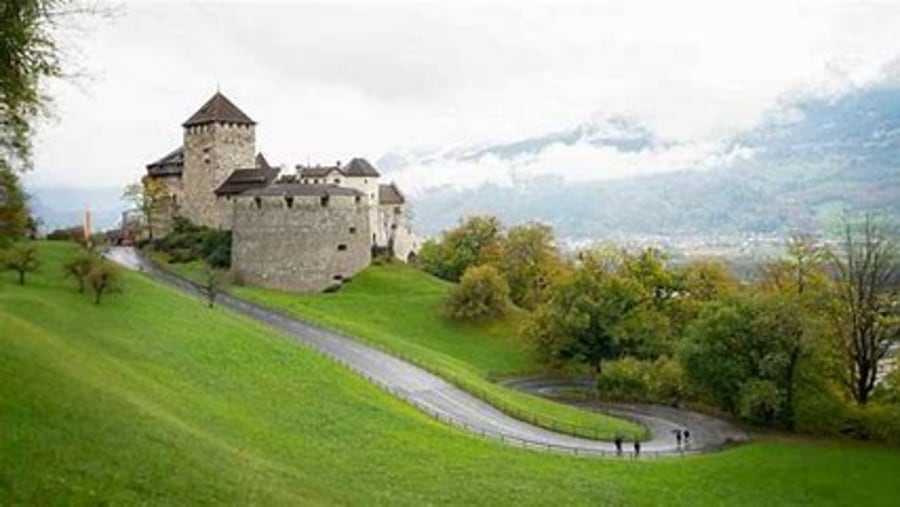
[183,92,256,127]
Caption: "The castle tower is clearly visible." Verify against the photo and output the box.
[181,92,256,229]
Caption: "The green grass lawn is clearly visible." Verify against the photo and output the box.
[3,241,900,505]
[219,258,644,440]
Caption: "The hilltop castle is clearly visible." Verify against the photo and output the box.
[144,92,417,292]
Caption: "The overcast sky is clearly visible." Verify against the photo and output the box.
[26,0,900,190]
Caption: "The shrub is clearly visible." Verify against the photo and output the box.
[46,226,83,241]
[597,357,689,405]
[841,403,900,445]
[153,217,231,268]
[738,379,780,425]
[443,264,510,321]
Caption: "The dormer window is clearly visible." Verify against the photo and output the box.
[285,196,294,209]
[320,195,330,207]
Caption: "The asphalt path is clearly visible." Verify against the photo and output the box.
[106,247,748,458]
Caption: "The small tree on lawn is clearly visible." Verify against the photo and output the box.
[63,251,96,293]
[3,242,39,285]
[86,260,120,305]
[444,264,511,320]
[198,264,223,308]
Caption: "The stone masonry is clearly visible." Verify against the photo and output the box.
[231,188,371,292]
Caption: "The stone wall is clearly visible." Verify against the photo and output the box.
[181,122,255,230]
[231,194,371,292]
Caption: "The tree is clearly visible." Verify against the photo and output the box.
[1,0,72,169]
[829,216,900,404]
[444,264,511,320]
[63,251,95,292]
[197,264,223,308]
[755,234,834,427]
[418,215,504,281]
[2,242,39,284]
[681,294,815,427]
[0,164,30,246]
[123,177,166,241]
[497,222,566,309]
[526,260,644,376]
[86,259,119,305]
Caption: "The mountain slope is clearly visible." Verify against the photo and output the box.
[396,82,900,239]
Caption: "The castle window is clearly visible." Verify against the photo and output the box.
[285,196,294,209]
[394,206,402,215]
[349,227,357,234]
[320,195,330,207]
[337,244,348,251]
[333,274,344,281]
[334,178,341,184]
[391,223,398,230]
[254,197,262,209]
[354,195,361,204]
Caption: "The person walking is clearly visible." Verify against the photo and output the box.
[683,428,691,447]
[673,428,683,448]
[633,440,641,458]
[614,435,623,457]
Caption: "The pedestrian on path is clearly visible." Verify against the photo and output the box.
[614,435,623,456]
[673,428,683,448]
[633,440,641,458]
[684,428,691,447]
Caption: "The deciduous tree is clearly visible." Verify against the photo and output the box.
[526,259,644,376]
[123,177,166,240]
[419,215,504,282]
[63,251,95,292]
[829,216,900,405]
[497,222,566,309]
[86,259,119,305]
[444,264,510,320]
[681,294,816,427]
[3,242,39,285]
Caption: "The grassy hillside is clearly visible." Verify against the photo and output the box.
[230,261,644,440]
[3,241,900,505]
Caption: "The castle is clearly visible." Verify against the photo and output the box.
[144,92,417,292]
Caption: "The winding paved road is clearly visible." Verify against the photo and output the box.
[107,247,748,458]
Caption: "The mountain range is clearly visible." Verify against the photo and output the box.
[381,79,900,242]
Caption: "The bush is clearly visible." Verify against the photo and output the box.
[46,226,83,241]
[841,403,900,445]
[153,217,231,268]
[738,379,780,425]
[597,357,690,405]
[443,264,510,321]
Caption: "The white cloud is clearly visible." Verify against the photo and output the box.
[24,0,900,190]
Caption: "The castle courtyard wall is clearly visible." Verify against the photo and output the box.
[231,194,371,292]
